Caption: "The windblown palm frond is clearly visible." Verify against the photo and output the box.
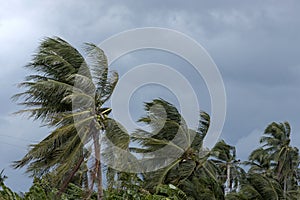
[238,173,284,200]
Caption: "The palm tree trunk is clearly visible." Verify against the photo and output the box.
[93,131,103,200]
[225,163,231,194]
[57,154,85,196]
[283,176,287,199]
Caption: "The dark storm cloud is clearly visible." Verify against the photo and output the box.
[1,0,300,191]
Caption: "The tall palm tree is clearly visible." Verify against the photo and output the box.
[12,37,127,199]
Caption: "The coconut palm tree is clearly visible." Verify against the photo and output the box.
[130,99,225,199]
[210,140,245,194]
[130,99,192,190]
[243,122,300,199]
[12,37,128,199]
[260,122,300,198]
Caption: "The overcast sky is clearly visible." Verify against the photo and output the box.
[1,0,300,192]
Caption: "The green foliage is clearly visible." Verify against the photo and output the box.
[0,171,22,200]
[104,184,187,200]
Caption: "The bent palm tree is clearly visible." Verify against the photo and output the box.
[12,37,127,199]
[131,99,225,199]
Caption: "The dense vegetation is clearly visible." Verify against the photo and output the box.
[1,37,299,199]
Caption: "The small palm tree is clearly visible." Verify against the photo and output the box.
[211,140,245,194]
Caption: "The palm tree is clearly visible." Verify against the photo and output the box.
[243,122,300,199]
[130,99,225,199]
[261,122,300,198]
[12,37,127,199]
[211,140,245,194]
[130,99,192,190]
